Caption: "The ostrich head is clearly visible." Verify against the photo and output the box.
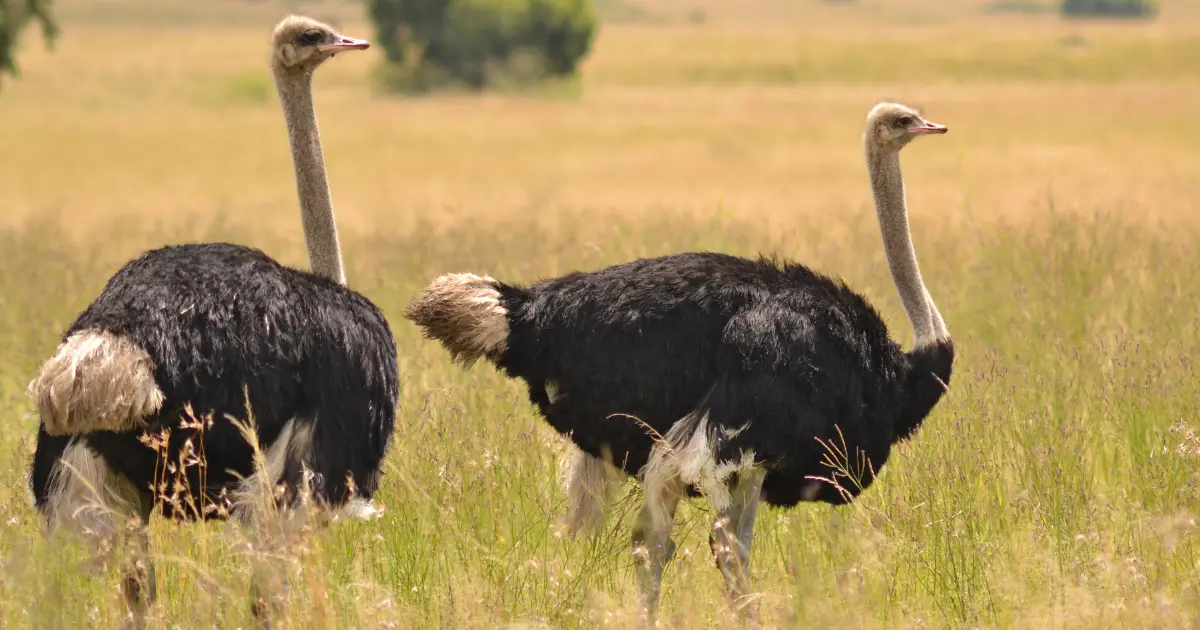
[865,102,947,152]
[271,16,369,73]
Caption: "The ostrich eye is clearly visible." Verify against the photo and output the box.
[301,30,324,45]
[895,115,914,128]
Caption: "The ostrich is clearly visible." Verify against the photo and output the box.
[404,101,954,616]
[26,15,397,614]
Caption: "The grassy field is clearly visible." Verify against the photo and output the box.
[2,0,1200,627]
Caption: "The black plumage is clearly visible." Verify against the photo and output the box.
[30,242,398,518]
[496,251,951,506]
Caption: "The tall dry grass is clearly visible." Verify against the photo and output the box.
[1,0,1199,627]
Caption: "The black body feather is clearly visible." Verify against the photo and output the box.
[30,242,398,518]
[494,252,952,507]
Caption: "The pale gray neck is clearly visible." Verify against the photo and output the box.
[866,147,947,347]
[274,66,346,286]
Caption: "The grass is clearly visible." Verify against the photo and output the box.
[2,0,1200,627]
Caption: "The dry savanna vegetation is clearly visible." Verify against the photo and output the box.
[1,0,1199,627]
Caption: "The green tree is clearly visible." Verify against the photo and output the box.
[0,0,57,90]
[368,0,595,92]
[1061,0,1157,18]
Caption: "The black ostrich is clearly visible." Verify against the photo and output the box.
[404,102,954,617]
[27,16,396,614]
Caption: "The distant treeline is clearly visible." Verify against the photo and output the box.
[1061,0,1157,17]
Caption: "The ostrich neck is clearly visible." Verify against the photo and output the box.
[866,147,947,348]
[274,67,346,286]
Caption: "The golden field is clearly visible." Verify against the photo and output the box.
[1,0,1199,627]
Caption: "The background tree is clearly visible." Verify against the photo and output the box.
[0,0,57,91]
[368,0,596,92]
[1061,0,1157,18]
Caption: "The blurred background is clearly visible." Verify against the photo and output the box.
[3,1,1200,628]
[1,0,1193,239]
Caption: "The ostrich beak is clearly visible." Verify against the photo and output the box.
[318,36,371,53]
[909,120,948,135]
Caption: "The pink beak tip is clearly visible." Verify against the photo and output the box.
[319,37,370,53]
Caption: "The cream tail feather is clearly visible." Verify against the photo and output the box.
[28,331,165,436]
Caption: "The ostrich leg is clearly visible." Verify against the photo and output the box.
[632,480,682,625]
[118,490,157,630]
[710,468,765,624]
